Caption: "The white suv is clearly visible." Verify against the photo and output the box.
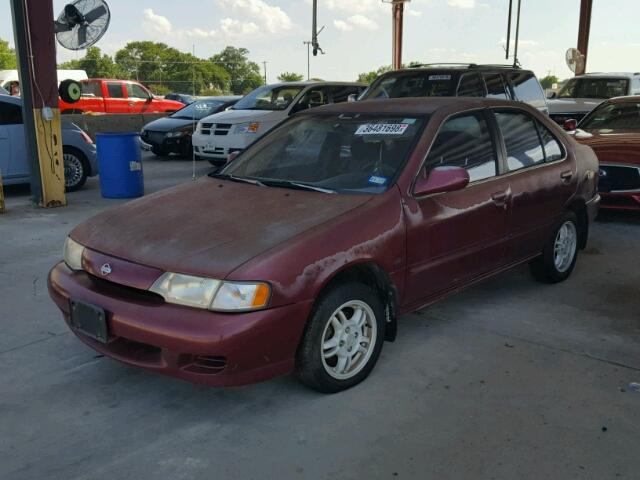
[547,72,640,124]
[192,81,364,165]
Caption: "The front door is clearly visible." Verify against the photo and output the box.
[403,110,510,307]
[126,83,152,113]
[104,82,130,113]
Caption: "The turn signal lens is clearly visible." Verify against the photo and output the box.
[210,282,271,311]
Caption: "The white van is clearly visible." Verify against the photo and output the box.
[192,81,365,165]
[0,69,88,91]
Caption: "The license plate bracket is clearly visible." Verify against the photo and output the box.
[70,300,109,344]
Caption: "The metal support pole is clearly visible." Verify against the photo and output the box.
[10,0,66,207]
[576,0,593,76]
[513,0,522,67]
[392,1,405,70]
[303,41,311,80]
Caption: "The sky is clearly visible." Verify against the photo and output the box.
[1,0,639,83]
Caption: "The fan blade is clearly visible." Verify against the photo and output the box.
[84,5,107,23]
[54,21,73,33]
[78,27,87,46]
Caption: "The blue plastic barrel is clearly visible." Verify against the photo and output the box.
[96,132,144,199]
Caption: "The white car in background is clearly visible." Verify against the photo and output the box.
[192,81,365,165]
[547,72,640,125]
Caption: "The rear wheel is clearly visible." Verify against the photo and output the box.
[530,211,579,283]
[295,282,385,393]
[63,147,88,192]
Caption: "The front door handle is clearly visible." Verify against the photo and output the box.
[560,170,574,182]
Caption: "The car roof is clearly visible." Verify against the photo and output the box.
[270,81,366,88]
[578,72,640,79]
[386,64,531,74]
[602,95,640,104]
[300,97,531,116]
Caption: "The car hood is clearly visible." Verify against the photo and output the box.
[201,108,281,125]
[143,116,193,132]
[548,98,605,114]
[70,178,373,279]
[574,131,640,166]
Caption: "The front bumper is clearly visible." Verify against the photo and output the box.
[140,133,190,154]
[48,262,313,386]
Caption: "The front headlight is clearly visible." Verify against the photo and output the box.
[63,236,85,271]
[149,272,270,311]
[233,122,260,134]
[166,129,189,138]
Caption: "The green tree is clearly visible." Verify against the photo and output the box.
[539,75,560,89]
[0,38,17,69]
[278,71,304,82]
[357,65,392,84]
[58,47,121,78]
[210,46,263,94]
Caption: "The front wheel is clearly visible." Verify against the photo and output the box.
[295,282,385,393]
[63,147,88,192]
[530,211,579,283]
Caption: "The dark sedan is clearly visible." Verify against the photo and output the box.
[140,96,240,157]
[49,98,599,392]
[571,96,640,210]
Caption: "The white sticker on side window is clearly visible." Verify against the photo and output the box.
[355,123,409,136]
[428,75,451,80]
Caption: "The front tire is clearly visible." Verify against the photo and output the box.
[63,147,88,192]
[151,146,168,157]
[530,211,579,283]
[295,282,386,393]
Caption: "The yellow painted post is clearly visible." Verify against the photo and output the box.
[32,107,67,207]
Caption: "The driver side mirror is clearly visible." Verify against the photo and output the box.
[563,118,577,131]
[413,166,470,197]
[546,91,557,99]
[347,93,358,102]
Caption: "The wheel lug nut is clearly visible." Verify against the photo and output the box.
[339,341,345,346]
[347,347,352,352]
[345,327,350,333]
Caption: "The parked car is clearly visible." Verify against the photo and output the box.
[192,81,366,165]
[547,72,640,125]
[1,94,97,191]
[0,69,88,91]
[568,96,640,210]
[140,96,240,157]
[58,79,184,115]
[164,93,194,105]
[48,97,599,392]
[359,63,548,113]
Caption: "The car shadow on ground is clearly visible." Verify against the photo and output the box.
[596,210,640,225]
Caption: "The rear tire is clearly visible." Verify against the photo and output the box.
[63,147,88,192]
[530,211,579,283]
[295,282,386,393]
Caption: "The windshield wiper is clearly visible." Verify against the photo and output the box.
[260,179,336,194]
[208,172,265,187]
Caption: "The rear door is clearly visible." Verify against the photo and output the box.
[403,109,510,306]
[492,108,576,262]
[0,99,27,179]
[104,82,129,113]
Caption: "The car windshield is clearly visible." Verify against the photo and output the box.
[580,101,640,132]
[232,85,304,111]
[557,78,629,99]
[171,100,226,120]
[219,114,426,194]
[363,72,456,99]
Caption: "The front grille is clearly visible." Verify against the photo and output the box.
[86,273,165,305]
[200,123,231,136]
[183,355,227,375]
[108,337,162,365]
[599,165,640,192]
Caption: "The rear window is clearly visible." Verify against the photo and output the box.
[106,82,124,98]
[364,72,456,99]
[508,72,545,105]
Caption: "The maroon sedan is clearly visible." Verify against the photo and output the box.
[571,96,640,210]
[48,98,600,392]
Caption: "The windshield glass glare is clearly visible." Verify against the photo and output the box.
[222,114,426,194]
[580,101,640,132]
[171,100,226,120]
[558,78,629,99]
[363,72,455,99]
[233,85,304,111]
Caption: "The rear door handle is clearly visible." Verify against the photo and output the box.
[560,170,574,182]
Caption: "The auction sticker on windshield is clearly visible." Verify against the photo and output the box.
[355,123,409,136]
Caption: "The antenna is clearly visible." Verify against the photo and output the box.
[503,0,521,67]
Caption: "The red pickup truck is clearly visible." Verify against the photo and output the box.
[59,79,184,114]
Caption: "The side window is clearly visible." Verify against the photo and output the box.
[330,86,360,103]
[495,111,545,172]
[457,74,485,97]
[508,72,545,106]
[483,74,508,99]
[632,78,640,95]
[127,83,149,99]
[81,81,102,97]
[0,101,23,125]
[536,122,564,162]
[425,111,497,182]
[106,82,124,98]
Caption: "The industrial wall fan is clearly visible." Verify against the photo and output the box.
[54,0,111,51]
[565,48,585,74]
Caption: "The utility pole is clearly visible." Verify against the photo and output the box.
[262,61,268,84]
[388,0,410,70]
[10,0,66,207]
[303,41,312,80]
[576,0,593,76]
